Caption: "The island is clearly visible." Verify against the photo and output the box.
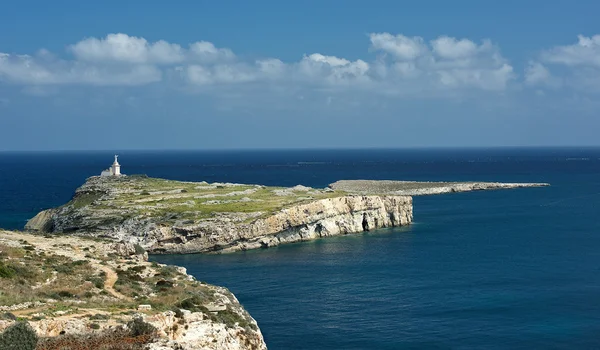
[25,175,548,254]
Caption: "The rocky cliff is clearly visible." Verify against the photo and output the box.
[0,230,267,349]
[26,176,413,254]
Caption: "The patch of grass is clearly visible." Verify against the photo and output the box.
[69,192,103,209]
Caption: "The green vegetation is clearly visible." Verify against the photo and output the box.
[66,176,347,224]
[0,322,38,350]
[69,192,103,209]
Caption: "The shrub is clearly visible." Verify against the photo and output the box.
[1,313,17,321]
[0,321,38,350]
[89,276,105,289]
[158,266,179,278]
[89,314,109,321]
[57,290,74,299]
[54,265,74,274]
[172,308,184,318]
[127,318,156,337]
[140,191,150,196]
[133,244,146,255]
[0,263,16,278]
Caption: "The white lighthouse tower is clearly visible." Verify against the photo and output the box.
[112,155,121,176]
[100,155,123,177]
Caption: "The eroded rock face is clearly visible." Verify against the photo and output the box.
[144,195,412,253]
[26,177,413,254]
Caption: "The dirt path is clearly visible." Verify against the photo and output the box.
[97,265,131,301]
[1,230,133,303]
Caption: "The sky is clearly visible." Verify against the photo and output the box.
[1,0,599,151]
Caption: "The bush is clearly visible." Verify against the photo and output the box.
[140,191,150,196]
[89,314,109,321]
[127,318,156,337]
[89,275,105,289]
[158,266,179,278]
[172,308,184,318]
[0,321,38,350]
[57,290,74,298]
[1,313,17,321]
[133,244,146,255]
[0,263,16,278]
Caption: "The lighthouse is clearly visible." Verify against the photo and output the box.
[112,155,121,175]
[100,155,123,177]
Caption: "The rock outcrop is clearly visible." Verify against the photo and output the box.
[0,230,267,350]
[25,176,413,254]
[329,179,550,196]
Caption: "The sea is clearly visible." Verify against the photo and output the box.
[1,148,599,349]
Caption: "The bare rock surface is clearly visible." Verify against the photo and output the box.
[329,179,549,196]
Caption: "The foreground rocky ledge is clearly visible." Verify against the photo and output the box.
[0,230,266,349]
[329,180,549,196]
[26,176,413,254]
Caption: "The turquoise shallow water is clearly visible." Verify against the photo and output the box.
[1,148,600,349]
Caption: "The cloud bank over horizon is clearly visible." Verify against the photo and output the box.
[1,32,599,150]
[1,32,592,95]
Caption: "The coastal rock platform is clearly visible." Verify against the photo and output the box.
[329,180,549,196]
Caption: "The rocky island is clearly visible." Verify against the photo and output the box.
[25,176,548,254]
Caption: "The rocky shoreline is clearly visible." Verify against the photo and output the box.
[329,180,549,196]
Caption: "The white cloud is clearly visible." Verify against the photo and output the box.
[0,32,517,94]
[533,35,600,92]
[368,33,515,91]
[189,41,236,63]
[70,33,184,64]
[256,58,286,79]
[0,52,161,86]
[524,61,561,88]
[369,33,427,60]
[297,54,370,85]
[541,35,600,67]
[431,36,479,59]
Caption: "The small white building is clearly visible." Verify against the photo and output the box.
[101,155,123,177]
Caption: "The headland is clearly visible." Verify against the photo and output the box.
[25,175,548,254]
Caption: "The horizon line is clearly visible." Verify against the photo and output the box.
[2,145,600,153]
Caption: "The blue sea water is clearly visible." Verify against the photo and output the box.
[1,148,600,349]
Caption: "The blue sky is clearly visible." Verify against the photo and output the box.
[1,0,599,150]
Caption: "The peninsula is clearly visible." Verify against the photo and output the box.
[25,175,548,254]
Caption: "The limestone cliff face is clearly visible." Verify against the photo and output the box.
[144,195,412,253]
[25,177,413,254]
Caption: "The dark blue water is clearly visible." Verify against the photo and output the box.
[1,148,600,349]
